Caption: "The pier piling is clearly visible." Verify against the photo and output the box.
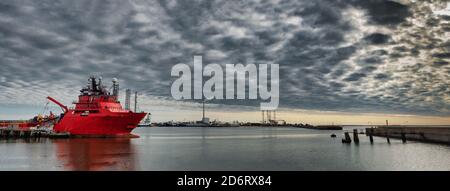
[342,132,352,143]
[23,131,30,138]
[368,129,374,144]
[401,132,407,143]
[353,129,359,144]
[14,130,20,138]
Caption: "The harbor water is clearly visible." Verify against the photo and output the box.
[0,127,449,171]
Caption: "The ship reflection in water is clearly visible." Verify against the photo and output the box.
[52,138,136,171]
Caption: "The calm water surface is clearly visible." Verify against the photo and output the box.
[0,127,449,171]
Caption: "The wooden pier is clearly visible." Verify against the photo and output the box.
[0,128,69,139]
[366,126,450,145]
[0,128,49,139]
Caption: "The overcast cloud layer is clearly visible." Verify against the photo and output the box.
[0,0,449,116]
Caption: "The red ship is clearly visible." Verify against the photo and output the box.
[47,76,146,137]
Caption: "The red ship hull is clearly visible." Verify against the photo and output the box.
[53,112,146,137]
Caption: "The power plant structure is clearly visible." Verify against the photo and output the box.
[202,100,209,124]
[261,110,286,125]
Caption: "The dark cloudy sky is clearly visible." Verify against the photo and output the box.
[0,0,449,122]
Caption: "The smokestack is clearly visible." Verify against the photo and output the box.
[202,100,205,120]
[262,110,265,124]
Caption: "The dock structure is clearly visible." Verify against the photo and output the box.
[312,125,343,130]
[0,127,70,139]
[366,126,450,145]
[0,128,49,139]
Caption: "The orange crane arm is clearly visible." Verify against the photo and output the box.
[47,96,68,113]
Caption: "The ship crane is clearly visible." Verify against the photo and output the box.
[46,96,68,113]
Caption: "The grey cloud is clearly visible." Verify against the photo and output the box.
[352,0,411,25]
[433,61,449,67]
[364,33,391,44]
[344,73,366,82]
[373,73,389,80]
[432,53,450,59]
[362,57,382,65]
